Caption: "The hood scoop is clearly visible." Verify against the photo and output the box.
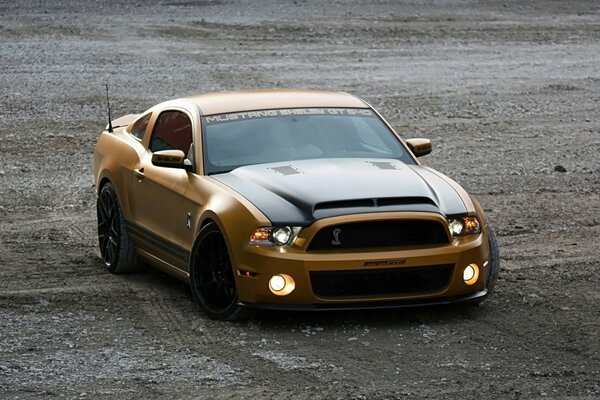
[313,196,439,219]
[314,197,437,211]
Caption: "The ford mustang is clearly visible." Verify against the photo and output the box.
[94,89,499,320]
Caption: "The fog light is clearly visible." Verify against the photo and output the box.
[268,274,295,296]
[463,264,479,285]
[269,275,286,291]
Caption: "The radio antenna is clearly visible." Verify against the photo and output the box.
[105,84,113,133]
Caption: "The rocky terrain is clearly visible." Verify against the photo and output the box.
[0,0,599,398]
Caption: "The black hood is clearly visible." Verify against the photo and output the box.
[212,158,467,226]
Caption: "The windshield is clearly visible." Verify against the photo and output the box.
[202,108,414,174]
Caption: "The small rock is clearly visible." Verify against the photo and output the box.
[0,170,4,176]
[39,299,50,308]
[554,165,567,173]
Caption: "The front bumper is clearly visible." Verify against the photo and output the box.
[232,227,491,307]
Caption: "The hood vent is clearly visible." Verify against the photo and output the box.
[271,165,302,176]
[315,199,375,210]
[368,161,400,170]
[377,197,437,207]
[314,197,437,212]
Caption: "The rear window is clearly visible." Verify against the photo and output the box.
[130,112,151,140]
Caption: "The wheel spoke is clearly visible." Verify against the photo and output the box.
[99,234,108,259]
[201,275,219,298]
[199,243,218,265]
[100,194,111,220]
[106,242,115,263]
[102,236,112,262]
[108,204,116,220]
[217,283,228,304]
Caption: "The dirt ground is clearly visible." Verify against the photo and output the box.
[1,0,599,398]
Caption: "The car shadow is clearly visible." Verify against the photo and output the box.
[250,302,489,332]
[116,260,490,332]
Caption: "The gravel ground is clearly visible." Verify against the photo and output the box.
[1,0,599,398]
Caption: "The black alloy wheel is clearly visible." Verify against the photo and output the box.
[97,185,119,267]
[96,183,139,274]
[190,223,245,320]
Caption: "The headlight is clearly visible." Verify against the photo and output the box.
[448,216,481,237]
[272,227,292,246]
[449,219,464,236]
[249,226,301,246]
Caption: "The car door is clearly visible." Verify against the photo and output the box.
[127,108,197,271]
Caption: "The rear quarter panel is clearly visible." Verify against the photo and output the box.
[94,127,146,219]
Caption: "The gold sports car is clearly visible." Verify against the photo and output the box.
[94,89,500,320]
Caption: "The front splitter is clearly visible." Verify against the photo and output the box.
[239,289,488,311]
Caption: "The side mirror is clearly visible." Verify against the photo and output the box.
[406,138,432,157]
[152,149,193,171]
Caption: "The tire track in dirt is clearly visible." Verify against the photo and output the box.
[124,277,337,390]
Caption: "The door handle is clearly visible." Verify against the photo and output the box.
[134,168,145,180]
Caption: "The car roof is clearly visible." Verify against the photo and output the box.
[184,89,369,116]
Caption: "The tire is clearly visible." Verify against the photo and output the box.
[485,223,500,295]
[189,223,247,320]
[96,182,140,274]
[468,223,500,306]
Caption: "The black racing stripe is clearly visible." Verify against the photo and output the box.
[125,220,190,264]
[408,167,468,216]
[213,173,311,226]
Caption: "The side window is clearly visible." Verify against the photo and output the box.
[149,110,193,155]
[130,112,151,140]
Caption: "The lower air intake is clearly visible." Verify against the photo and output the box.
[310,264,454,298]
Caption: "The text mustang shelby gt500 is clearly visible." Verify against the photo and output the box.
[94,89,499,319]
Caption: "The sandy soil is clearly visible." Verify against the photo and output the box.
[1,0,599,398]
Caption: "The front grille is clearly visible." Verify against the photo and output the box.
[310,264,454,298]
[307,220,448,251]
